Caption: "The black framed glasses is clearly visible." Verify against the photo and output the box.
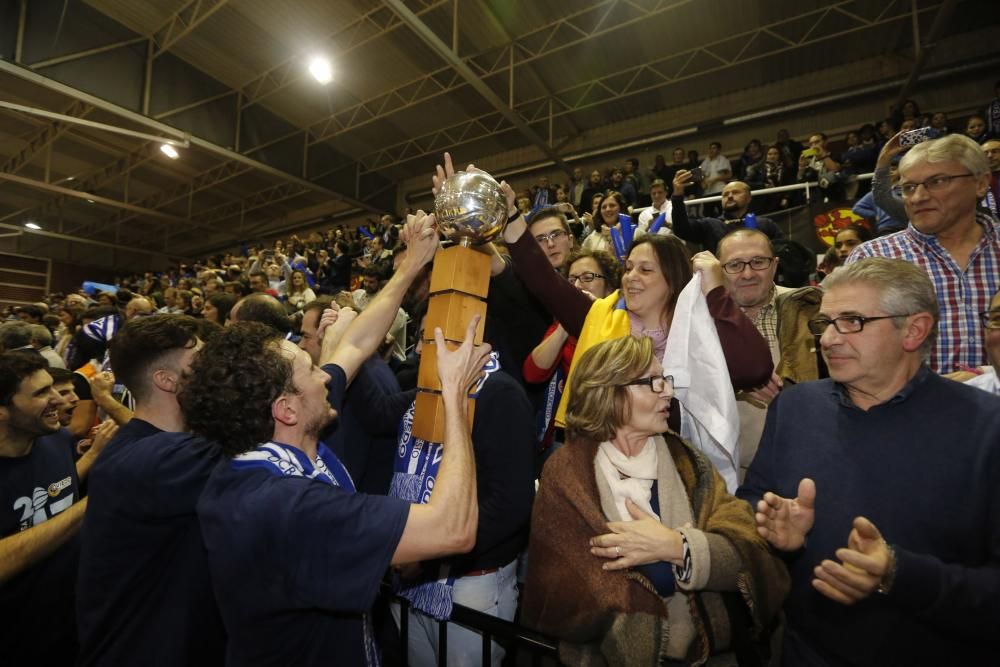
[620,374,674,393]
[980,310,1000,330]
[533,229,569,245]
[807,313,914,335]
[722,256,775,274]
[899,173,974,198]
[568,271,605,284]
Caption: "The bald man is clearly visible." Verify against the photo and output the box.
[124,297,153,320]
[670,176,783,254]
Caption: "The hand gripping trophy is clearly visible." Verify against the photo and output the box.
[411,166,508,441]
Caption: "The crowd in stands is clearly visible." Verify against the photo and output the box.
[2,82,1000,667]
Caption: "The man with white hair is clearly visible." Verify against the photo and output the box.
[848,133,1000,373]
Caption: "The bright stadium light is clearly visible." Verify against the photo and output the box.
[160,143,180,159]
[308,56,333,85]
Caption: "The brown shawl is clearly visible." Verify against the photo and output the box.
[522,433,789,666]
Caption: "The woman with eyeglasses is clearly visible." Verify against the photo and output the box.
[523,249,621,454]
[522,335,789,664]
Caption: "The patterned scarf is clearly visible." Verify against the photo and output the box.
[389,352,500,620]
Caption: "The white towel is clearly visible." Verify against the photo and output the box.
[662,273,741,492]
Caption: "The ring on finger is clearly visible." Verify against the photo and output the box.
[615,546,621,558]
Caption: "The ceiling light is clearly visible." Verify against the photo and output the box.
[86,199,95,204]
[308,56,333,85]
[25,222,41,230]
[160,143,180,159]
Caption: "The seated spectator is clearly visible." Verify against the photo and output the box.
[965,114,990,144]
[29,324,65,369]
[15,304,44,324]
[124,296,153,320]
[745,145,795,212]
[700,141,732,216]
[581,191,624,255]
[797,132,845,199]
[739,258,1000,665]
[929,111,952,136]
[522,336,789,664]
[637,179,673,235]
[202,293,236,326]
[848,133,999,373]
[579,169,606,213]
[739,138,765,177]
[966,287,1000,395]
[839,130,878,180]
[831,224,872,265]
[775,129,803,165]
[285,270,317,310]
[229,293,293,334]
[609,168,637,209]
[671,174,783,254]
[0,321,35,354]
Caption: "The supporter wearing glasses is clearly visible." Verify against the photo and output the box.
[845,133,998,374]
[739,257,1000,665]
[716,228,824,481]
[524,248,621,454]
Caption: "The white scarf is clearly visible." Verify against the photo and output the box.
[595,437,659,521]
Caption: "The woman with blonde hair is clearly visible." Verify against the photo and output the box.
[523,336,789,665]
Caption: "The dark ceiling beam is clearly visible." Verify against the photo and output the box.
[893,0,959,109]
[0,99,93,176]
[382,0,572,174]
[151,0,232,58]
[359,0,944,174]
[0,58,383,216]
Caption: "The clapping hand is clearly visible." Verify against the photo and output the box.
[755,478,816,551]
[813,516,893,605]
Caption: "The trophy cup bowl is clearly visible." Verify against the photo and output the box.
[434,171,508,245]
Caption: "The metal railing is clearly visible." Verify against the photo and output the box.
[666,172,876,208]
[393,594,559,667]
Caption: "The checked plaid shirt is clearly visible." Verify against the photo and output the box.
[846,212,1000,373]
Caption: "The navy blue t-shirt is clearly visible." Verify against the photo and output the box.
[0,429,80,665]
[198,364,409,666]
[76,421,225,666]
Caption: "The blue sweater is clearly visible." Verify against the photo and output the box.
[738,368,1000,665]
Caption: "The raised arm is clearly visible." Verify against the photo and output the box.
[692,252,774,389]
[328,212,438,384]
[392,316,489,564]
[670,170,706,245]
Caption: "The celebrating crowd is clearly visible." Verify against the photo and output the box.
[2,88,1000,667]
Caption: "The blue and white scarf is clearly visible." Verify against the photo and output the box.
[232,440,355,491]
[389,352,500,620]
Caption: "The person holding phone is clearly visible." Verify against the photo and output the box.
[669,174,783,255]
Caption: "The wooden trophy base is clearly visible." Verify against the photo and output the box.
[412,243,490,443]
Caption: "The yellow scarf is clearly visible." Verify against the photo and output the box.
[554,289,632,427]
